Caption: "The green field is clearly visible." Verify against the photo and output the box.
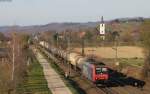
[17,49,51,94]
[118,58,144,67]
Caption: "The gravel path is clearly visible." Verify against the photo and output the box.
[33,49,72,94]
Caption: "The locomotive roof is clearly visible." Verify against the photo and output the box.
[86,58,105,66]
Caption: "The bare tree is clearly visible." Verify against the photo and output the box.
[0,32,29,94]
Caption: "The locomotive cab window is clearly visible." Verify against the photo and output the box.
[102,67,108,74]
[96,67,108,74]
[95,67,102,74]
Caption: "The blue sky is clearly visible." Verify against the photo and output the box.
[0,0,150,26]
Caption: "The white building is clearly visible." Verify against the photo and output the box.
[99,16,105,40]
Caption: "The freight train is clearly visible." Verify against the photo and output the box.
[39,41,109,84]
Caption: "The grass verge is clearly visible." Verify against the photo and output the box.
[17,49,51,94]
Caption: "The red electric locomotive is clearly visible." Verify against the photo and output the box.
[82,61,109,84]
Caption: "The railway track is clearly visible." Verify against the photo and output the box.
[101,87,119,94]
[39,46,145,94]
[39,46,119,94]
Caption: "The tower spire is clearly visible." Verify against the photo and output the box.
[101,16,104,23]
[99,16,105,40]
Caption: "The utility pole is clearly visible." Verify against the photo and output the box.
[12,33,15,81]
[114,35,120,71]
[17,41,20,57]
[115,40,118,63]
[55,32,59,48]
[67,31,71,77]
[81,37,85,56]
[79,31,85,56]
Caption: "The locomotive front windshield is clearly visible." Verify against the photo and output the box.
[96,67,107,74]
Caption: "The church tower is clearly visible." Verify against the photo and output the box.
[99,16,105,40]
